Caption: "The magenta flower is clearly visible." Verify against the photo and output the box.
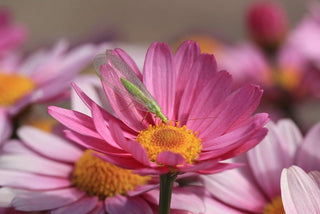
[0,77,221,214]
[0,40,99,116]
[0,8,27,55]
[202,119,320,213]
[49,41,269,176]
[281,166,320,214]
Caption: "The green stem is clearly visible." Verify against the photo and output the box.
[159,173,177,214]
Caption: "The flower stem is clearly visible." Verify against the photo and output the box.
[159,172,177,214]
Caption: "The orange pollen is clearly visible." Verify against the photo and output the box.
[0,73,35,107]
[72,150,150,200]
[263,196,285,214]
[136,122,202,164]
[273,68,300,91]
[26,118,58,133]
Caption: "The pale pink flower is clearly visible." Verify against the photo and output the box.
[49,41,269,176]
[0,8,27,55]
[218,42,272,88]
[281,166,320,214]
[201,119,320,213]
[0,40,98,116]
[277,2,320,98]
[0,126,157,213]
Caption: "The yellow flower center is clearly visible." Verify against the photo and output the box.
[136,122,202,164]
[72,150,150,200]
[263,196,285,214]
[26,118,58,133]
[274,67,300,91]
[0,73,35,107]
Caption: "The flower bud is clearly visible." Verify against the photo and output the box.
[246,1,288,52]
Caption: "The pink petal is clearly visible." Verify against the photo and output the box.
[156,151,186,166]
[144,187,205,213]
[200,114,268,160]
[108,117,151,166]
[105,195,152,214]
[143,42,175,119]
[0,154,72,178]
[89,202,104,214]
[178,54,217,123]
[173,41,200,115]
[201,167,267,212]
[281,166,320,214]
[18,126,82,163]
[0,110,11,145]
[177,159,219,173]
[176,186,243,214]
[71,82,123,129]
[246,120,297,199]
[99,63,151,132]
[198,84,263,140]
[309,171,320,188]
[296,122,320,172]
[51,196,98,214]
[1,139,37,155]
[114,48,143,80]
[48,106,101,139]
[91,103,119,144]
[0,169,71,190]
[276,119,303,158]
[127,184,159,197]
[186,70,232,130]
[64,130,123,154]
[196,162,243,174]
[0,187,16,207]
[71,76,100,116]
[219,126,268,160]
[95,153,146,170]
[12,188,85,211]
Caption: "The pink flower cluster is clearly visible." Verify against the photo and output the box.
[0,2,320,213]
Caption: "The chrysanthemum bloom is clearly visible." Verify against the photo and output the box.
[0,126,156,213]
[0,77,213,214]
[0,40,99,116]
[49,41,269,176]
[0,8,27,55]
[201,119,320,213]
[281,166,320,214]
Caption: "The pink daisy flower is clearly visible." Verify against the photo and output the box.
[0,126,156,213]
[0,77,227,214]
[49,41,269,175]
[201,119,320,213]
[0,40,99,116]
[0,8,27,55]
[281,166,320,214]
[70,74,247,214]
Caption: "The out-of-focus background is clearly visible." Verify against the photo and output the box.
[0,0,310,50]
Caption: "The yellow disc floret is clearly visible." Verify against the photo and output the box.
[0,73,35,107]
[263,196,285,214]
[72,150,150,200]
[136,122,202,164]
